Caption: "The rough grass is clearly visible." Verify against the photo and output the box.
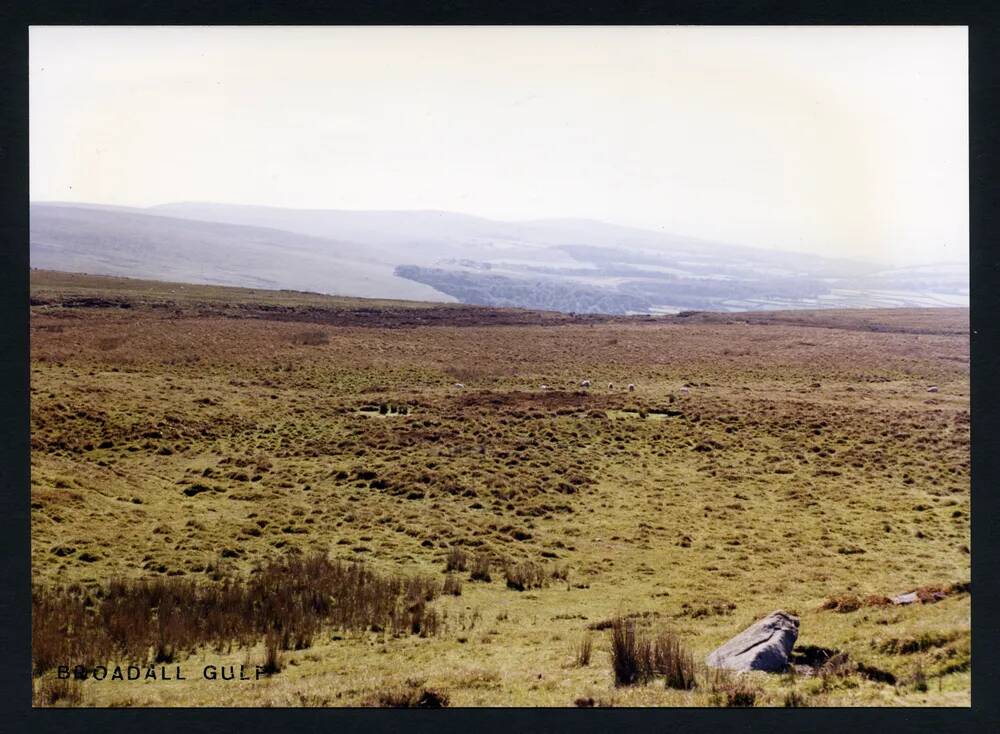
[364,681,450,708]
[610,618,653,687]
[32,553,441,676]
[29,271,969,707]
[576,633,593,667]
[290,330,329,346]
[608,619,696,689]
[504,561,548,592]
[708,669,760,707]
[33,676,83,707]
[653,631,697,690]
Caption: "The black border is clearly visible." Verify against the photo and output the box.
[3,3,998,733]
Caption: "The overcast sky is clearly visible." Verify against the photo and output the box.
[30,26,967,266]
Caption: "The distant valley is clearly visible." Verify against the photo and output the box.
[30,202,968,314]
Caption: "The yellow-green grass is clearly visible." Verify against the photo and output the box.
[30,271,969,706]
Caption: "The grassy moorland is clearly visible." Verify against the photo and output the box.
[30,270,969,707]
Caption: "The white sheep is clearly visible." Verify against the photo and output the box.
[540,384,550,391]
[627,383,636,392]
[580,379,591,388]
[927,385,939,393]
[453,382,465,389]
[607,382,614,390]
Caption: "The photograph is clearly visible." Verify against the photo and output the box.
[28,25,970,708]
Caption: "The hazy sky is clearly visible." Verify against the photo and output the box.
[30,26,968,266]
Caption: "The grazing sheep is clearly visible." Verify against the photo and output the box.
[454,382,465,389]
[540,384,550,391]
[607,382,614,390]
[580,380,591,388]
[627,383,636,392]
[680,386,689,394]
[927,386,939,393]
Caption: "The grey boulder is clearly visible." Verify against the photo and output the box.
[705,610,800,673]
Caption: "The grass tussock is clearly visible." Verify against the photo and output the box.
[608,618,650,686]
[469,554,492,583]
[33,676,83,707]
[32,553,441,675]
[365,680,450,708]
[445,547,469,573]
[652,630,697,690]
[261,629,283,676]
[442,573,463,597]
[608,618,697,689]
[819,594,864,613]
[706,668,760,707]
[550,564,570,582]
[783,690,809,707]
[504,561,547,591]
[817,651,853,689]
[576,634,593,667]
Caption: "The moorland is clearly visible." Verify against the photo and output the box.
[30,269,970,707]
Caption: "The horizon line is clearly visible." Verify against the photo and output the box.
[29,198,969,269]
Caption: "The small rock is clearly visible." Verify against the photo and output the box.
[706,610,799,672]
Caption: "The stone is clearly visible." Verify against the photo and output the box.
[892,589,947,605]
[705,610,799,672]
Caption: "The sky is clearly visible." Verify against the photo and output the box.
[30,26,968,266]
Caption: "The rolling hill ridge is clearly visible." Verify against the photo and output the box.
[31,201,968,314]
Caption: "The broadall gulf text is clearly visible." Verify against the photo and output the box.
[58,664,266,682]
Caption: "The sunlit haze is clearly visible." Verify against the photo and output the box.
[30,25,968,267]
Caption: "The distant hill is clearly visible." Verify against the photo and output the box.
[31,201,969,314]
[30,203,454,303]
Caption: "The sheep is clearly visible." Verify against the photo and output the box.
[540,384,550,391]
[680,386,689,394]
[453,382,465,389]
[927,385,939,393]
[580,379,591,388]
[607,382,614,390]
[627,383,636,392]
